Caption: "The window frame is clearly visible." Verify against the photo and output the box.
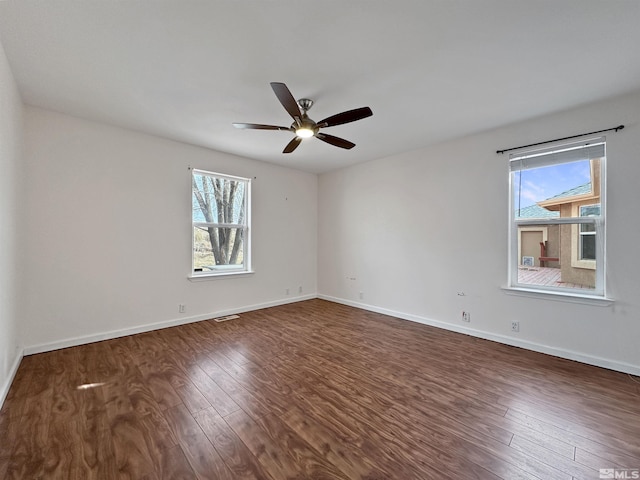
[190,169,252,278]
[578,204,599,261]
[507,139,607,299]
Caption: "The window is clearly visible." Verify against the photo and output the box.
[509,139,605,297]
[579,204,600,260]
[191,169,251,276]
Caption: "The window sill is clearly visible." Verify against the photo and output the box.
[188,270,255,281]
[502,286,613,306]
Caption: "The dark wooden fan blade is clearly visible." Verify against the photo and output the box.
[283,136,302,154]
[233,123,290,131]
[316,133,356,150]
[317,107,372,128]
[270,82,302,121]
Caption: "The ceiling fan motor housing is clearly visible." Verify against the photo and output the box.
[294,115,318,137]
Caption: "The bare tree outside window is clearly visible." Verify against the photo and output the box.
[192,170,250,274]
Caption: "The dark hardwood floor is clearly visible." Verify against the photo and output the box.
[1,299,639,479]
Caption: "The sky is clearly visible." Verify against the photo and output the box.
[512,159,592,210]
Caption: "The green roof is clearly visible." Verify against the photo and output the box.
[515,204,559,219]
[515,182,592,219]
[547,182,592,200]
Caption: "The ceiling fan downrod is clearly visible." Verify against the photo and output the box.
[297,98,313,113]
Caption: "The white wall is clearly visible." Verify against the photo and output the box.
[318,90,640,374]
[0,39,23,404]
[21,107,317,352]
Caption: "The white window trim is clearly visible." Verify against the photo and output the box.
[190,169,252,279]
[188,270,255,281]
[501,286,613,306]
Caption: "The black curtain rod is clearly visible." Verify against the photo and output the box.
[496,125,624,155]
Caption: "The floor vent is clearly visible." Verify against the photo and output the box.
[214,314,240,323]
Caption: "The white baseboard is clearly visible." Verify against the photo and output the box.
[20,292,640,377]
[0,347,23,409]
[318,294,640,377]
[23,294,316,356]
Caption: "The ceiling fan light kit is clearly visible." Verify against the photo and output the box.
[233,82,373,153]
[295,127,315,138]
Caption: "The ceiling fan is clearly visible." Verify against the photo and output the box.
[233,82,373,154]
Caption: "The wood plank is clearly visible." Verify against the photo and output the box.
[74,385,117,479]
[198,356,281,420]
[186,364,240,417]
[286,384,489,480]
[223,408,307,479]
[159,444,198,480]
[108,412,159,479]
[506,407,640,466]
[172,379,213,415]
[510,434,597,479]
[574,446,640,471]
[136,359,183,412]
[163,404,234,480]
[279,405,389,479]
[253,411,355,480]
[193,407,268,480]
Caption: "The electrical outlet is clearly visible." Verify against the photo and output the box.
[462,311,470,322]
[298,286,302,294]
[178,304,186,313]
[285,288,290,295]
[511,321,520,332]
[359,291,364,300]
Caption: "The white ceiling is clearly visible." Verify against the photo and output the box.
[1,1,640,173]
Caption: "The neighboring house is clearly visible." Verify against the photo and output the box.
[516,160,601,288]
